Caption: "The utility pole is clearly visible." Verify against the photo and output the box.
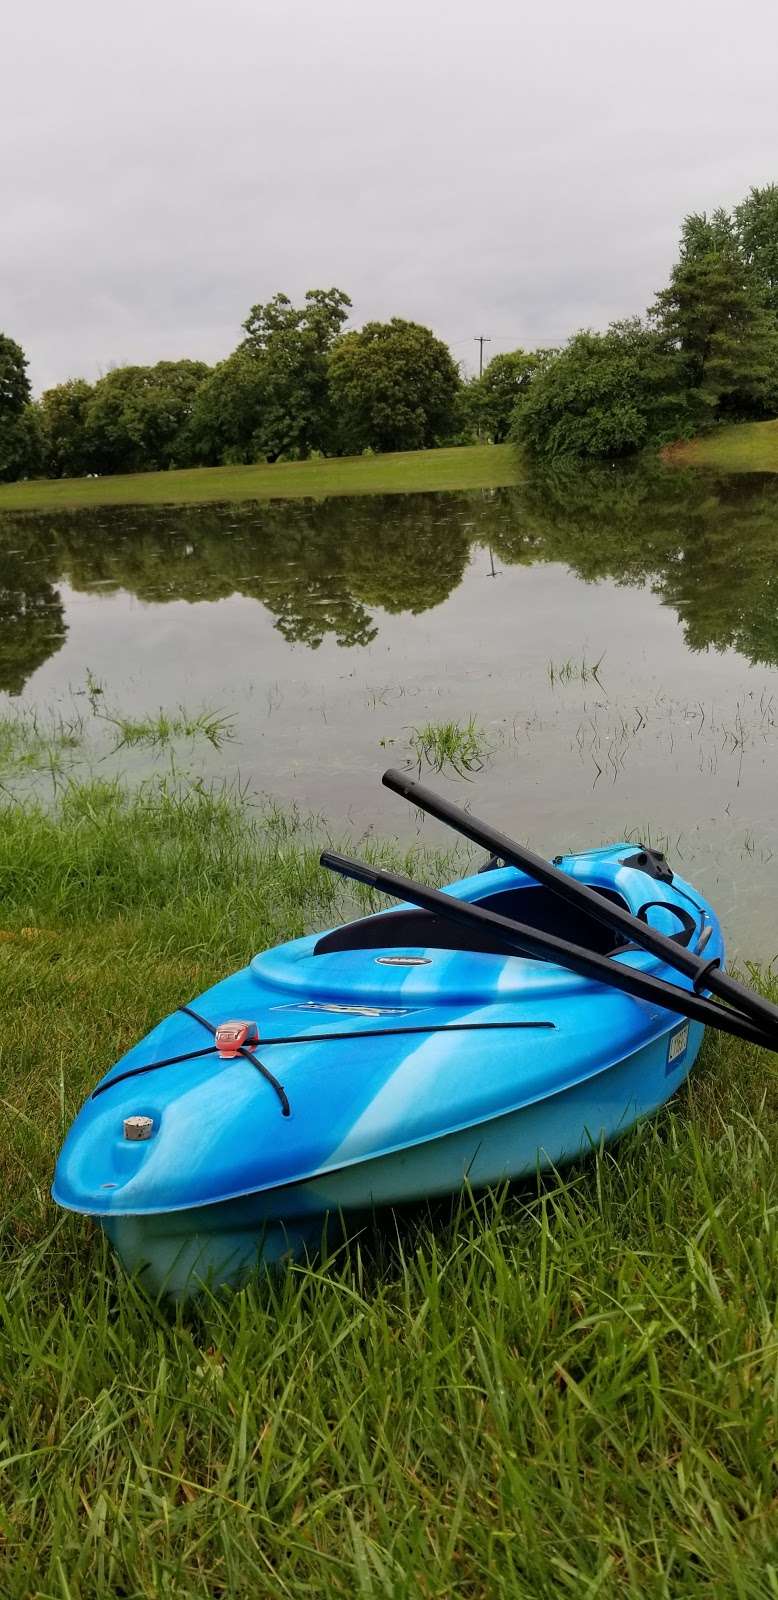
[474,335,491,377]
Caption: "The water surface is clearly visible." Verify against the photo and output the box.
[2,461,778,955]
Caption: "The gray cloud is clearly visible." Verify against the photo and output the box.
[4,0,777,391]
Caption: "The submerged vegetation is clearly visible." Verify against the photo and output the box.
[0,707,83,776]
[105,706,235,751]
[547,653,607,689]
[407,715,491,777]
[0,775,776,1594]
[0,700,237,778]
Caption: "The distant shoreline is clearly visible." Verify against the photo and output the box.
[662,419,778,474]
[3,421,777,515]
[0,442,520,513]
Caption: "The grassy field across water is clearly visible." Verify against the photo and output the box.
[666,418,778,473]
[0,442,519,513]
[0,774,777,1596]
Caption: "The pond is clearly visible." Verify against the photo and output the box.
[2,459,778,956]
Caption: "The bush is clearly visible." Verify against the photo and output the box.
[513,320,707,461]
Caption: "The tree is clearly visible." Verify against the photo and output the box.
[735,184,778,316]
[38,379,94,478]
[513,320,703,461]
[84,360,210,474]
[0,332,37,482]
[465,348,550,441]
[328,319,461,453]
[652,211,778,418]
[239,287,351,460]
[189,348,267,465]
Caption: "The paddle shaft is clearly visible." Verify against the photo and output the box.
[320,851,778,1051]
[381,768,778,1038]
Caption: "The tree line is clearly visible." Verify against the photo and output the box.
[1,182,777,478]
[0,294,469,482]
[514,184,778,460]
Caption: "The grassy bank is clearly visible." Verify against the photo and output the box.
[667,418,778,473]
[0,777,776,1596]
[0,442,519,513]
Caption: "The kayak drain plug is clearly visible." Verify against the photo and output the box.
[124,1115,154,1141]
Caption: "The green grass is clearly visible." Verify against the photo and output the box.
[667,419,778,473]
[407,716,492,776]
[0,702,238,782]
[0,778,776,1596]
[547,653,607,689]
[0,709,84,776]
[0,443,520,513]
[105,706,236,751]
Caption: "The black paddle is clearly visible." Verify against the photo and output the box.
[319,851,778,1052]
[381,768,778,1040]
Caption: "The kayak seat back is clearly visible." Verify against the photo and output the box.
[314,884,630,959]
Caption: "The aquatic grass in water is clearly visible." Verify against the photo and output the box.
[105,705,236,751]
[407,715,491,776]
[0,707,84,776]
[547,651,606,688]
[0,777,776,1595]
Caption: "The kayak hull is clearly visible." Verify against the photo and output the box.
[53,841,722,1297]
[102,1016,703,1298]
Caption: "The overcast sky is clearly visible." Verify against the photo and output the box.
[4,0,777,393]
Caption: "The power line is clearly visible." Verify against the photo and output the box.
[474,334,491,377]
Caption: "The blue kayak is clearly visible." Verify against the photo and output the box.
[52,842,721,1296]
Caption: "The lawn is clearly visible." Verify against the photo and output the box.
[667,418,778,472]
[0,442,520,513]
[0,772,776,1596]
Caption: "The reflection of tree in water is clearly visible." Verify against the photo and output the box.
[499,463,778,667]
[346,500,470,615]
[0,523,66,695]
[40,494,472,648]
[2,464,778,693]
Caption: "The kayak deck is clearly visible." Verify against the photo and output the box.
[52,844,721,1233]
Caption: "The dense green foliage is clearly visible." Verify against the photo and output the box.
[515,185,778,461]
[0,332,39,482]
[0,775,775,1595]
[13,292,468,481]
[187,348,268,466]
[328,318,461,452]
[37,378,93,478]
[653,210,778,419]
[86,360,211,474]
[464,348,548,441]
[736,183,778,314]
[229,287,350,462]
[515,321,703,461]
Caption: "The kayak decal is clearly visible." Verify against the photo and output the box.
[271,1001,417,1018]
[375,955,431,966]
[666,1022,689,1072]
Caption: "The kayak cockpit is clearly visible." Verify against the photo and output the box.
[314,883,632,958]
